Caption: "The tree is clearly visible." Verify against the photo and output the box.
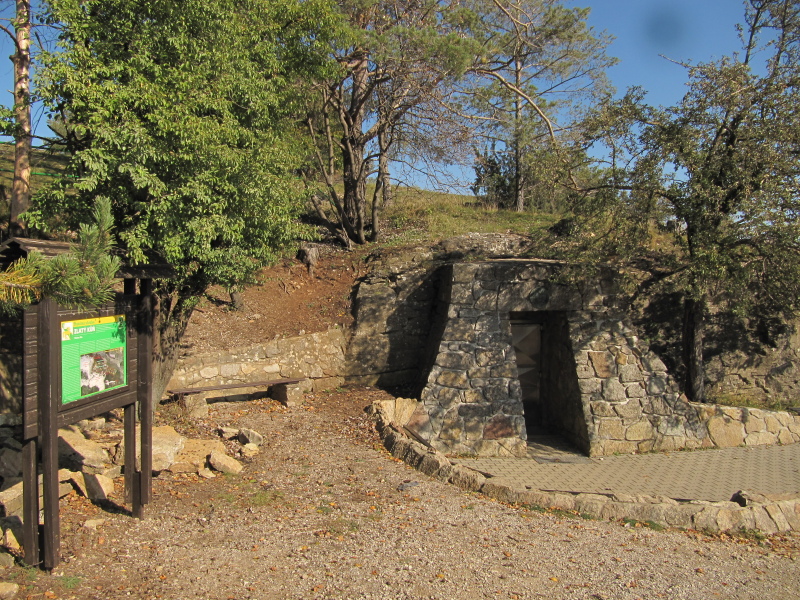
[306,0,482,245]
[564,0,800,402]
[465,0,615,213]
[0,0,33,236]
[307,0,614,246]
[28,0,336,398]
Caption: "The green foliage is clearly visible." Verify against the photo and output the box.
[0,197,121,312]
[554,0,800,400]
[30,0,337,293]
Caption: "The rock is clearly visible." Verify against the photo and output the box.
[238,428,264,446]
[0,582,18,600]
[198,468,216,479]
[83,518,106,530]
[241,443,260,458]
[0,448,21,478]
[83,473,115,501]
[174,439,227,471]
[218,427,239,439]
[0,551,14,568]
[209,451,243,475]
[148,426,186,473]
[58,427,110,473]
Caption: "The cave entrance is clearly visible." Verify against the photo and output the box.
[510,312,588,454]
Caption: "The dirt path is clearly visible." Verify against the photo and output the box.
[5,388,799,600]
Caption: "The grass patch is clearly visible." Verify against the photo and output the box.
[249,490,285,507]
[707,391,793,413]
[378,185,559,244]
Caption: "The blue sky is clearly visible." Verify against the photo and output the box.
[582,0,745,107]
[0,1,748,148]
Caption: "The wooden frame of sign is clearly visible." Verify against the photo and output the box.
[20,279,153,570]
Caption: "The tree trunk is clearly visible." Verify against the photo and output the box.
[150,284,198,407]
[9,0,31,237]
[513,54,524,213]
[229,291,244,311]
[682,296,706,403]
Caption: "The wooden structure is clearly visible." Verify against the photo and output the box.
[1,237,164,569]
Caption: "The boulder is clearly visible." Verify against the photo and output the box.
[58,427,110,473]
[84,473,115,501]
[209,451,243,475]
[238,428,263,446]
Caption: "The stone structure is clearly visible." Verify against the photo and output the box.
[390,259,800,457]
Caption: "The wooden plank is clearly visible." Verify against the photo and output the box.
[124,403,135,506]
[58,390,137,426]
[21,438,39,566]
[39,297,61,570]
[167,378,304,396]
[22,306,38,440]
[138,279,153,508]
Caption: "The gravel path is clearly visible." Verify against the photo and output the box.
[5,388,799,600]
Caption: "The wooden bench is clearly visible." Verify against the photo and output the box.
[167,378,306,409]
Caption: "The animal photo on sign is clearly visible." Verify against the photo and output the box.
[80,348,125,396]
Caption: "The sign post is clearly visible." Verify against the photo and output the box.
[20,283,154,569]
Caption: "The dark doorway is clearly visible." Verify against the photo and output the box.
[510,311,589,454]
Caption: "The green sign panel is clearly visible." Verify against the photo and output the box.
[61,315,127,404]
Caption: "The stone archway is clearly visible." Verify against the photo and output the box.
[406,259,709,457]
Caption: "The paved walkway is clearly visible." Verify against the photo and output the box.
[454,440,800,502]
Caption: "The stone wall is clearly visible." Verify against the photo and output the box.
[167,327,347,396]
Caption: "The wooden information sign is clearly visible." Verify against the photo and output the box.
[21,280,154,570]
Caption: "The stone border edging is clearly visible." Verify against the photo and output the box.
[368,403,800,535]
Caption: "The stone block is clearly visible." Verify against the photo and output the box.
[273,383,304,407]
[578,378,601,395]
[744,431,778,446]
[618,364,644,383]
[59,428,111,473]
[184,393,208,418]
[436,370,469,389]
[614,400,643,420]
[590,401,616,417]
[436,352,475,370]
[625,383,646,398]
[418,452,451,479]
[0,448,21,479]
[483,415,515,440]
[597,418,625,440]
[602,379,627,402]
[588,351,613,378]
[449,465,486,492]
[625,420,654,441]
[764,415,782,434]
[599,439,639,455]
[744,416,766,433]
